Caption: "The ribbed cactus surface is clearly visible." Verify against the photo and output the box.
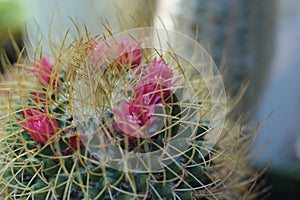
[0,28,263,199]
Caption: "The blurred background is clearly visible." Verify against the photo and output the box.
[0,0,299,199]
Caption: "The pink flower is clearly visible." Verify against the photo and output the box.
[135,58,175,105]
[31,57,54,87]
[91,37,142,70]
[21,107,59,144]
[139,58,174,88]
[112,100,156,138]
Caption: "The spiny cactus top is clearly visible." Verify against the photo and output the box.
[0,28,262,199]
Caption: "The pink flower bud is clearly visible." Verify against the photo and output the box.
[69,132,84,150]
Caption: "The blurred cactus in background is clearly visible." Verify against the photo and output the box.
[0,23,265,199]
[174,0,276,119]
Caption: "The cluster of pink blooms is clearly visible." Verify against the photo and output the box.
[113,58,175,139]
[22,57,84,150]
[90,37,176,139]
[21,38,176,146]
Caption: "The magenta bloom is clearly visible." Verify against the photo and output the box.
[21,107,59,144]
[31,57,54,87]
[139,58,174,88]
[135,58,175,105]
[112,100,156,138]
[91,37,142,70]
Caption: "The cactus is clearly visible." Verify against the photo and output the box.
[0,27,264,199]
[174,0,276,119]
